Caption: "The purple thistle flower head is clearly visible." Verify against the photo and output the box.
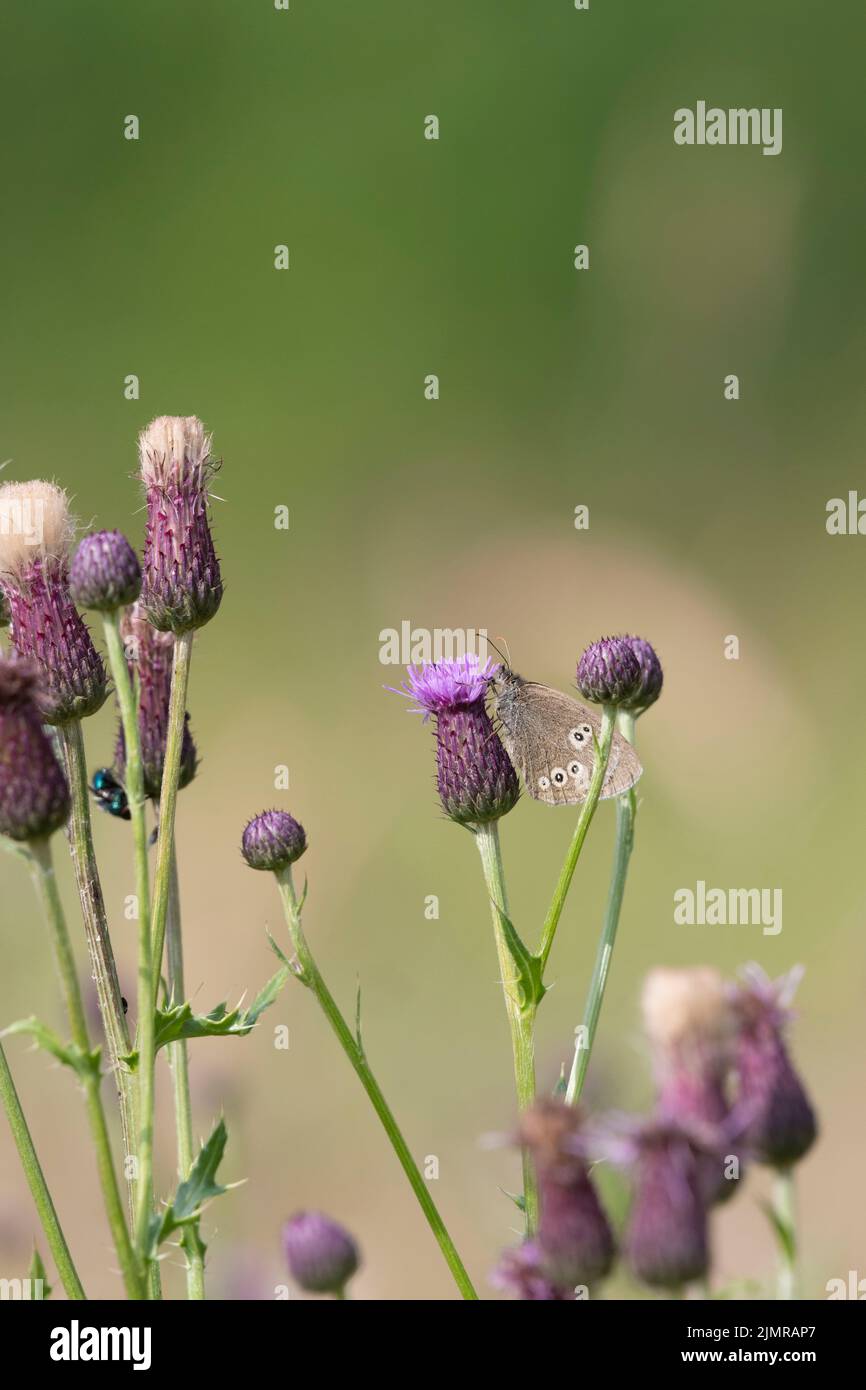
[0,481,108,725]
[115,603,197,798]
[730,965,817,1169]
[393,655,519,826]
[576,636,643,707]
[620,635,663,711]
[402,654,499,714]
[492,1241,575,1301]
[138,415,223,634]
[0,660,70,842]
[618,1117,711,1290]
[282,1211,360,1296]
[242,809,307,873]
[69,530,141,613]
[642,967,740,1205]
[517,1100,615,1291]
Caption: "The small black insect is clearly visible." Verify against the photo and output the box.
[89,768,131,822]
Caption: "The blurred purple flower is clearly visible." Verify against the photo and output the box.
[494,1100,615,1299]
[607,1116,713,1291]
[642,967,741,1204]
[730,965,817,1169]
[282,1211,360,1297]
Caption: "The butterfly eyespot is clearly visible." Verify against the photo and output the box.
[569,727,587,747]
[538,775,551,791]
[551,768,567,786]
[580,723,591,736]
[568,761,584,779]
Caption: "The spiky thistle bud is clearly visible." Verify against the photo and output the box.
[114,602,197,798]
[241,809,307,873]
[69,530,141,613]
[576,636,643,707]
[0,481,108,724]
[730,965,817,1169]
[138,415,223,634]
[620,1118,712,1290]
[0,660,70,841]
[282,1211,360,1296]
[620,635,663,711]
[392,656,519,826]
[642,967,740,1203]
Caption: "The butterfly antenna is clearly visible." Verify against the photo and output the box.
[486,634,511,669]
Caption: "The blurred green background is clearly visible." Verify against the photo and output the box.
[1,0,864,1299]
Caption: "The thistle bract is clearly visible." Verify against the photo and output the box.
[138,415,223,634]
[0,660,70,841]
[115,603,197,798]
[0,481,108,725]
[731,967,817,1168]
[70,530,141,613]
[576,636,643,707]
[396,656,519,826]
[242,809,307,873]
[282,1211,359,1295]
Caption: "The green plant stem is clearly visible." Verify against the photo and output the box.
[275,867,478,1300]
[536,706,616,973]
[0,1037,86,1300]
[59,720,138,1216]
[566,709,636,1105]
[150,631,193,988]
[165,839,206,1300]
[102,612,157,1285]
[772,1168,798,1299]
[474,820,539,1234]
[29,838,144,1299]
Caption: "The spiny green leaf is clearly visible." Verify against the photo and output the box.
[173,1118,228,1222]
[2,1017,100,1081]
[123,967,291,1069]
[27,1246,51,1299]
[148,1118,230,1255]
[490,904,547,1012]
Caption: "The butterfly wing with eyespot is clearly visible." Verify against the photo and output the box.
[491,681,642,806]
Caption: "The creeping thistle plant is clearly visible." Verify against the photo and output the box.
[0,435,818,1302]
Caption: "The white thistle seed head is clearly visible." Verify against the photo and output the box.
[0,479,75,580]
[641,966,734,1058]
[138,415,213,488]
